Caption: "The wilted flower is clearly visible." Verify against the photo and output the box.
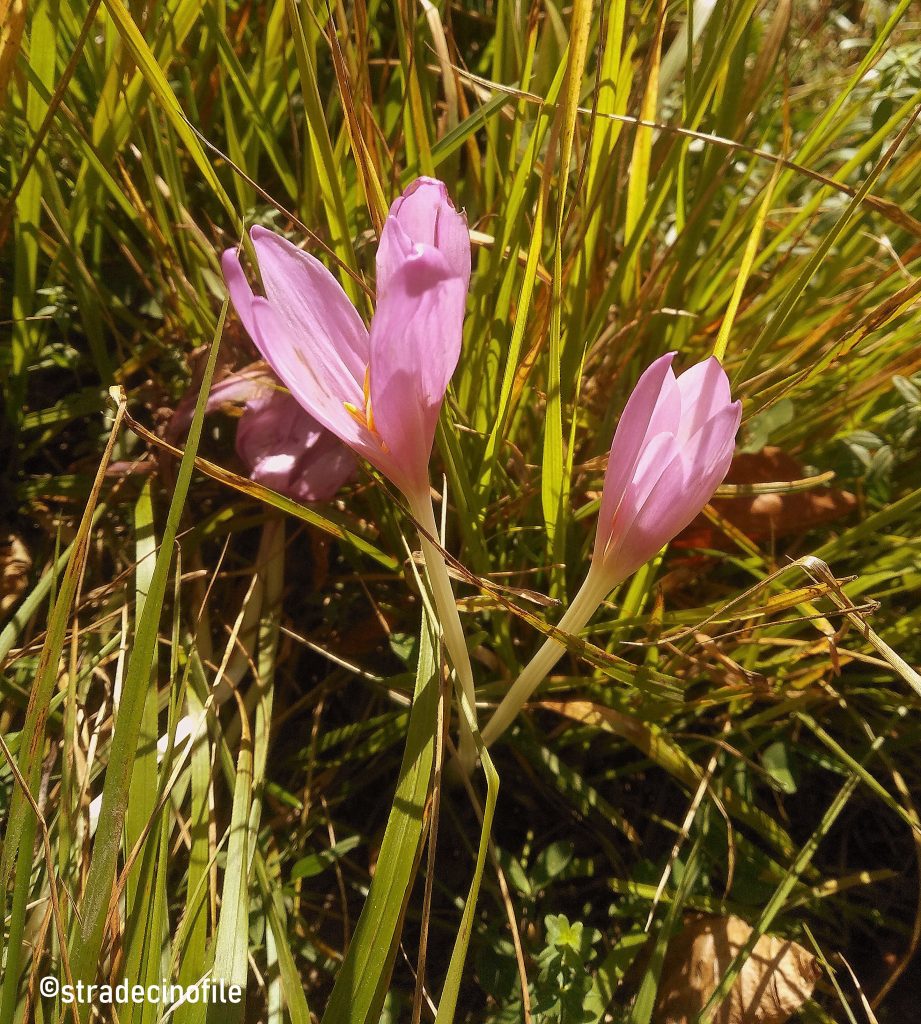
[481,353,741,750]
[167,368,355,503]
[220,176,470,501]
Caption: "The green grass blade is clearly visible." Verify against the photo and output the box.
[321,604,440,1024]
[433,747,500,1024]
[206,699,253,1024]
[0,397,124,1022]
[697,768,863,1023]
[98,0,237,223]
[66,305,227,1010]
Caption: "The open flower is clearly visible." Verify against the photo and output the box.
[168,368,355,502]
[592,352,742,586]
[222,178,482,761]
[481,352,741,751]
[220,177,470,500]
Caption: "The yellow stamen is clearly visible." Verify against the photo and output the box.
[343,369,388,451]
[363,366,375,433]
[343,402,366,428]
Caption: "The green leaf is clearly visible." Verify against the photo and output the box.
[290,836,362,881]
[762,740,798,795]
[207,703,253,1024]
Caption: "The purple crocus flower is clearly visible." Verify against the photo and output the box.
[220,178,482,762]
[592,352,742,585]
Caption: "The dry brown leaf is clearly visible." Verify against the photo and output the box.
[653,913,820,1024]
[1,532,31,615]
[0,0,26,108]
[677,447,856,549]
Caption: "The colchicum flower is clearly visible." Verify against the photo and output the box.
[168,368,356,502]
[591,352,742,583]
[222,178,481,757]
[236,388,355,502]
[221,178,470,501]
[481,352,742,749]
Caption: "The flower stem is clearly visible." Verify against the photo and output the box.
[481,566,612,749]
[410,494,478,771]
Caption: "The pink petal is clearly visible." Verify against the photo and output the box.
[368,246,466,495]
[675,356,733,446]
[221,248,259,341]
[620,430,679,514]
[621,402,741,570]
[208,370,274,406]
[248,451,299,491]
[236,390,320,471]
[222,235,367,419]
[389,178,444,246]
[678,406,743,522]
[223,231,384,470]
[597,353,681,537]
[289,432,358,502]
[166,366,275,446]
[248,292,413,488]
[594,390,741,583]
[377,177,471,298]
[595,430,677,563]
[248,297,366,449]
[603,452,689,581]
[240,392,356,502]
[250,225,370,386]
[375,217,414,300]
[221,199,470,499]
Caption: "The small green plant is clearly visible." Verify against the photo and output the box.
[476,911,601,1024]
[531,914,602,1024]
[840,372,921,502]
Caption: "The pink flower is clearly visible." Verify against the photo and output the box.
[223,180,481,765]
[168,369,355,502]
[481,352,742,752]
[592,352,742,584]
[236,387,356,503]
[221,177,471,499]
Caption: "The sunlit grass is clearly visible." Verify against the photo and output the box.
[2,1,921,1022]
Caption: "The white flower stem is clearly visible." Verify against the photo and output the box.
[409,493,478,771]
[480,565,613,749]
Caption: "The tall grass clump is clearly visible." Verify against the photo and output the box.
[2,1,921,1022]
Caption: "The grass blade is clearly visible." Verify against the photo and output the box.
[66,305,227,1008]
[321,602,440,1024]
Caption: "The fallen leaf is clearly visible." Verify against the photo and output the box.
[1,532,31,615]
[653,913,820,1024]
[676,447,856,549]
[0,0,26,109]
